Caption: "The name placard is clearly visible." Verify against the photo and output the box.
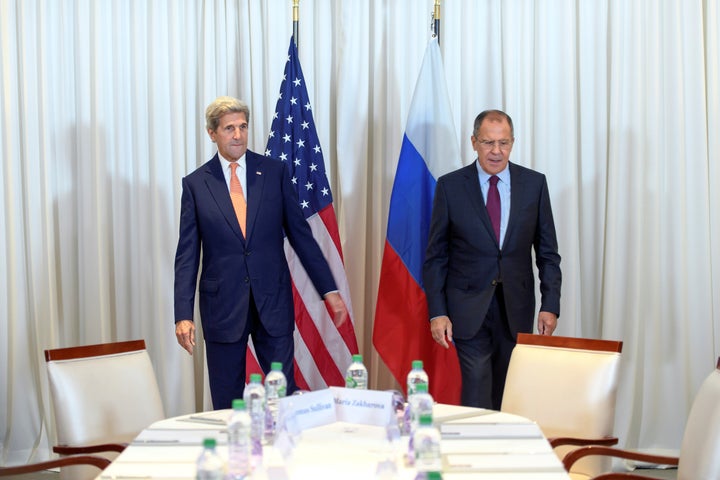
[329,387,394,426]
[278,389,337,431]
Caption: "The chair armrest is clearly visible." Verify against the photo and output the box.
[549,436,619,448]
[563,445,679,472]
[0,455,111,476]
[54,443,127,454]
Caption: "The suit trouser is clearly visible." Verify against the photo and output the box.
[454,285,515,410]
[205,292,297,410]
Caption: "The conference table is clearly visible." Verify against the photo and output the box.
[95,397,571,480]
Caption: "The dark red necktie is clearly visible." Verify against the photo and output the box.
[487,175,501,242]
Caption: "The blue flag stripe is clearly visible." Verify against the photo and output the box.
[386,135,437,286]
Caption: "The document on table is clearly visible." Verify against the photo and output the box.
[443,452,566,472]
[178,409,231,426]
[132,428,227,446]
[440,421,543,439]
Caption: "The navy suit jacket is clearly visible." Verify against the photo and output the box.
[174,150,337,342]
[423,161,561,340]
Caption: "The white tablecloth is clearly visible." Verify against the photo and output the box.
[96,404,571,480]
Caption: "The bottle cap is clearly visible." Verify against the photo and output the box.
[270,362,283,371]
[249,373,262,383]
[352,354,363,362]
[419,413,433,426]
[232,398,246,410]
[412,360,424,369]
[202,437,217,448]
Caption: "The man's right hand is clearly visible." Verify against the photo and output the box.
[430,316,453,349]
[175,320,195,355]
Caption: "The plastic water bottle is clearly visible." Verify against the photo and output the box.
[413,413,442,477]
[409,383,434,428]
[345,354,368,389]
[227,399,251,480]
[406,360,429,397]
[415,470,443,480]
[407,382,434,465]
[243,373,266,468]
[196,437,225,480]
[264,362,287,442]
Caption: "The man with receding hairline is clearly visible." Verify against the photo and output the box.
[423,109,561,409]
[173,96,348,409]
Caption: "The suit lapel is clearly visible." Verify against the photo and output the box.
[244,150,266,240]
[504,162,525,248]
[462,163,498,245]
[203,154,245,242]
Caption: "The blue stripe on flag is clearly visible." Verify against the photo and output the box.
[386,134,437,287]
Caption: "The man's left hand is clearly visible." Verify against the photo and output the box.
[537,311,558,335]
[324,292,349,328]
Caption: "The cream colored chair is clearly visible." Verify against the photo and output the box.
[45,339,165,480]
[564,357,720,480]
[501,333,623,480]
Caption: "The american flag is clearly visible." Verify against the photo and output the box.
[263,37,359,390]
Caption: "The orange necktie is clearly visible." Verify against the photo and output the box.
[229,162,247,237]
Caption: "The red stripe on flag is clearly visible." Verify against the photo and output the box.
[318,205,343,262]
[292,282,346,387]
[245,348,263,379]
[317,205,359,355]
[293,360,310,391]
[373,240,461,405]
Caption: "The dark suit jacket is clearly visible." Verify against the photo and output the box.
[423,161,561,339]
[174,150,337,342]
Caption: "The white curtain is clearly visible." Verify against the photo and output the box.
[1,0,718,465]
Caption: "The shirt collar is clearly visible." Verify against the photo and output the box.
[219,151,246,168]
[475,160,510,184]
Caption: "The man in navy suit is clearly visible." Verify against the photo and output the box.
[423,110,561,409]
[174,96,348,409]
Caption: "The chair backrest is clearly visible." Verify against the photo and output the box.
[45,340,165,479]
[501,333,623,479]
[677,357,720,480]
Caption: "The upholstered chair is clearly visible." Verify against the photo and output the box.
[501,333,623,479]
[45,339,165,480]
[564,356,720,480]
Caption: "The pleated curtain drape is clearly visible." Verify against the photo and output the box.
[1,0,719,465]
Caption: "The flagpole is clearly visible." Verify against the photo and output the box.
[433,0,441,45]
[293,0,300,48]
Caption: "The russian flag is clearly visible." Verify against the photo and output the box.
[373,39,462,405]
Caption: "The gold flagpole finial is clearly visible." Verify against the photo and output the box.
[293,0,300,48]
[433,0,441,44]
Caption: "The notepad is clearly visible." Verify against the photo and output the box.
[133,428,227,445]
[443,452,565,472]
[440,421,542,439]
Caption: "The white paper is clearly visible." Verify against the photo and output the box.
[329,387,394,426]
[440,422,543,439]
[278,389,337,431]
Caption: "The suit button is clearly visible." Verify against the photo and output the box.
[491,280,498,286]
[244,277,250,283]
[245,251,251,256]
